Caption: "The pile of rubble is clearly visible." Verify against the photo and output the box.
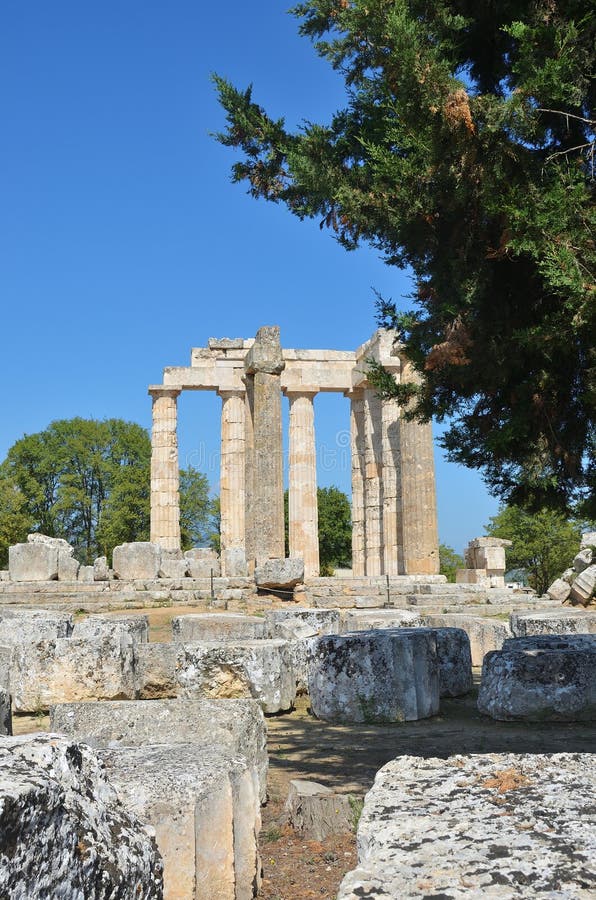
[546,531,596,606]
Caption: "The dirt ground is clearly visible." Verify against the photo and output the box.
[14,606,596,900]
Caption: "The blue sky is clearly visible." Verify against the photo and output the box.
[0,1,499,554]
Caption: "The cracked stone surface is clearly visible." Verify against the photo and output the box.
[338,752,596,899]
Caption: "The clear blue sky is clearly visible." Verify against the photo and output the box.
[0,1,499,555]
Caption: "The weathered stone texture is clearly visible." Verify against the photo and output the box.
[570,564,596,605]
[341,609,422,632]
[58,553,80,581]
[309,630,439,723]
[255,557,304,590]
[134,642,178,699]
[172,613,267,643]
[93,555,110,581]
[546,577,572,602]
[338,753,596,899]
[266,607,341,637]
[0,734,163,899]
[288,391,319,577]
[423,613,512,666]
[0,689,11,735]
[285,780,353,841]
[51,697,268,803]
[9,543,59,582]
[0,608,74,644]
[9,634,137,712]
[158,557,189,579]
[112,542,162,581]
[177,639,296,714]
[72,614,149,644]
[478,645,596,721]
[511,609,596,636]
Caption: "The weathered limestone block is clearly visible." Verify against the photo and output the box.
[72,613,149,644]
[478,646,596,721]
[112,542,161,580]
[27,533,74,552]
[0,571,8,581]
[268,623,319,694]
[504,634,596,652]
[51,697,268,803]
[573,547,593,573]
[254,557,304,591]
[431,627,473,697]
[456,568,490,586]
[511,608,596,636]
[185,547,222,577]
[134,642,178,699]
[309,630,439,723]
[0,608,74,644]
[285,780,353,841]
[177,639,296,714]
[423,613,512,666]
[0,688,11,735]
[184,547,219,561]
[0,734,163,899]
[58,552,80,581]
[9,634,137,712]
[569,564,596,605]
[78,564,95,583]
[581,531,596,548]
[93,555,110,581]
[341,609,422,632]
[158,557,189,579]
[9,543,59,581]
[265,607,341,637]
[338,753,596,900]
[172,613,267,643]
[222,547,247,577]
[0,648,11,693]
[546,577,572,602]
[100,744,261,900]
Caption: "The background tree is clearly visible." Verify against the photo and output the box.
[486,505,582,594]
[285,486,352,574]
[215,0,595,516]
[179,467,217,551]
[439,543,464,583]
[0,419,214,563]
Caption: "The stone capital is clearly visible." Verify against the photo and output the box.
[284,388,319,401]
[217,388,246,401]
[244,325,285,376]
[148,385,182,399]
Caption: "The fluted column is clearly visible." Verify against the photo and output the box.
[349,390,366,576]
[363,388,384,575]
[398,359,440,574]
[287,390,319,577]
[243,381,256,573]
[381,396,401,575]
[149,387,181,551]
[219,389,246,576]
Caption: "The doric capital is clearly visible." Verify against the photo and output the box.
[244,325,285,375]
[148,385,182,399]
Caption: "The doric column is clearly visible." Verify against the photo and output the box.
[381,396,401,575]
[244,327,285,566]
[243,381,256,573]
[363,388,384,575]
[149,387,181,551]
[218,389,246,576]
[349,390,366,576]
[398,359,440,574]
[287,390,319,577]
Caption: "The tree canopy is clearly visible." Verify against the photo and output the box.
[284,485,352,573]
[439,543,464,583]
[215,0,595,517]
[486,504,582,594]
[0,419,215,564]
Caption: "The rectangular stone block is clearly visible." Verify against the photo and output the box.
[58,552,80,581]
[510,609,596,636]
[112,542,161,581]
[72,614,149,644]
[422,614,512,666]
[0,609,74,644]
[8,543,59,582]
[172,613,267,643]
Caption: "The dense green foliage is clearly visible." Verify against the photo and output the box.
[486,504,582,594]
[215,0,595,516]
[439,543,464,582]
[0,419,215,565]
[284,485,352,573]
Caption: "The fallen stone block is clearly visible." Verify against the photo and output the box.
[135,642,178,699]
[100,744,261,900]
[422,613,512,666]
[187,557,222,577]
[265,607,341,637]
[0,734,163,899]
[9,634,137,712]
[431,627,473,697]
[569,564,596,605]
[341,609,422,632]
[546,577,572,602]
[172,613,267,642]
[478,645,596,721]
[58,552,80,581]
[51,696,268,803]
[309,630,439,723]
[158,557,190,579]
[93,555,110,581]
[338,753,595,899]
[510,609,596,636]
[8,542,59,582]
[177,639,296,714]
[504,634,596,652]
[78,564,95,583]
[72,613,149,644]
[112,542,161,580]
[0,688,11,735]
[0,608,73,644]
[285,780,353,841]
[581,531,596,549]
[255,557,304,590]
[222,547,247,577]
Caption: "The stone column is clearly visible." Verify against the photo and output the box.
[244,327,285,566]
[218,389,247,576]
[381,397,401,575]
[149,387,181,551]
[287,390,319,577]
[243,381,256,574]
[398,359,440,575]
[363,388,384,576]
[349,390,366,577]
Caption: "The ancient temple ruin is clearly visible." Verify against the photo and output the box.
[148,326,439,578]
